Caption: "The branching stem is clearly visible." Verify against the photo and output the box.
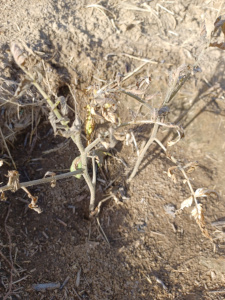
[127,122,159,182]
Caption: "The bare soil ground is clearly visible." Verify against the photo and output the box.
[1,1,225,299]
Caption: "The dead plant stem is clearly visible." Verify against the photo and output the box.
[128,122,159,182]
[0,170,83,193]
[72,133,95,211]
[0,128,16,170]
[3,205,13,300]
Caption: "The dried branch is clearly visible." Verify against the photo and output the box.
[0,170,83,193]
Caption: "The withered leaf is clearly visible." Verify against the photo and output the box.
[10,42,26,66]
[44,171,57,187]
[167,127,184,147]
[58,96,68,116]
[191,203,212,240]
[194,188,219,198]
[180,196,193,210]
[210,15,225,50]
[167,166,177,183]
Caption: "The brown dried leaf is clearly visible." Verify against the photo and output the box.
[167,127,184,147]
[28,196,42,214]
[102,109,117,124]
[167,166,177,183]
[0,192,7,201]
[194,188,219,198]
[22,186,42,214]
[191,204,212,240]
[210,15,225,50]
[209,42,225,49]
[6,170,20,192]
[185,162,199,174]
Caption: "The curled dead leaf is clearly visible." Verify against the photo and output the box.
[28,196,42,214]
[0,192,7,201]
[185,161,199,174]
[6,170,20,192]
[44,171,56,188]
[58,96,68,116]
[167,127,184,147]
[10,42,26,66]
[210,15,225,50]
[180,196,193,210]
[194,188,219,198]
[167,166,177,183]
[102,109,118,124]
[191,204,212,240]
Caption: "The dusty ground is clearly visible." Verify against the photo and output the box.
[1,0,225,299]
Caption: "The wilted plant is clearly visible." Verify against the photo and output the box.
[0,16,223,238]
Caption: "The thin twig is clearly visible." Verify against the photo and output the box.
[98,62,148,93]
[0,170,83,193]
[127,122,159,182]
[92,157,96,187]
[154,138,198,207]
[0,250,17,273]
[3,205,13,300]
[96,217,110,245]
[0,128,16,170]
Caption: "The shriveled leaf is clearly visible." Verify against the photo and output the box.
[167,127,184,147]
[44,171,56,177]
[210,42,225,49]
[6,170,20,192]
[167,166,177,183]
[28,196,42,214]
[194,188,219,198]
[102,109,117,124]
[180,196,193,210]
[210,15,225,50]
[44,171,56,188]
[70,156,82,179]
[58,96,68,116]
[14,77,32,97]
[10,42,26,66]
[85,105,95,143]
[0,192,7,201]
[191,204,212,240]
[49,111,57,134]
[185,161,199,174]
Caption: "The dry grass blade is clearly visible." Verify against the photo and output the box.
[86,4,116,19]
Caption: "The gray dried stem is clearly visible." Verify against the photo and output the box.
[126,64,197,182]
[0,170,83,193]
